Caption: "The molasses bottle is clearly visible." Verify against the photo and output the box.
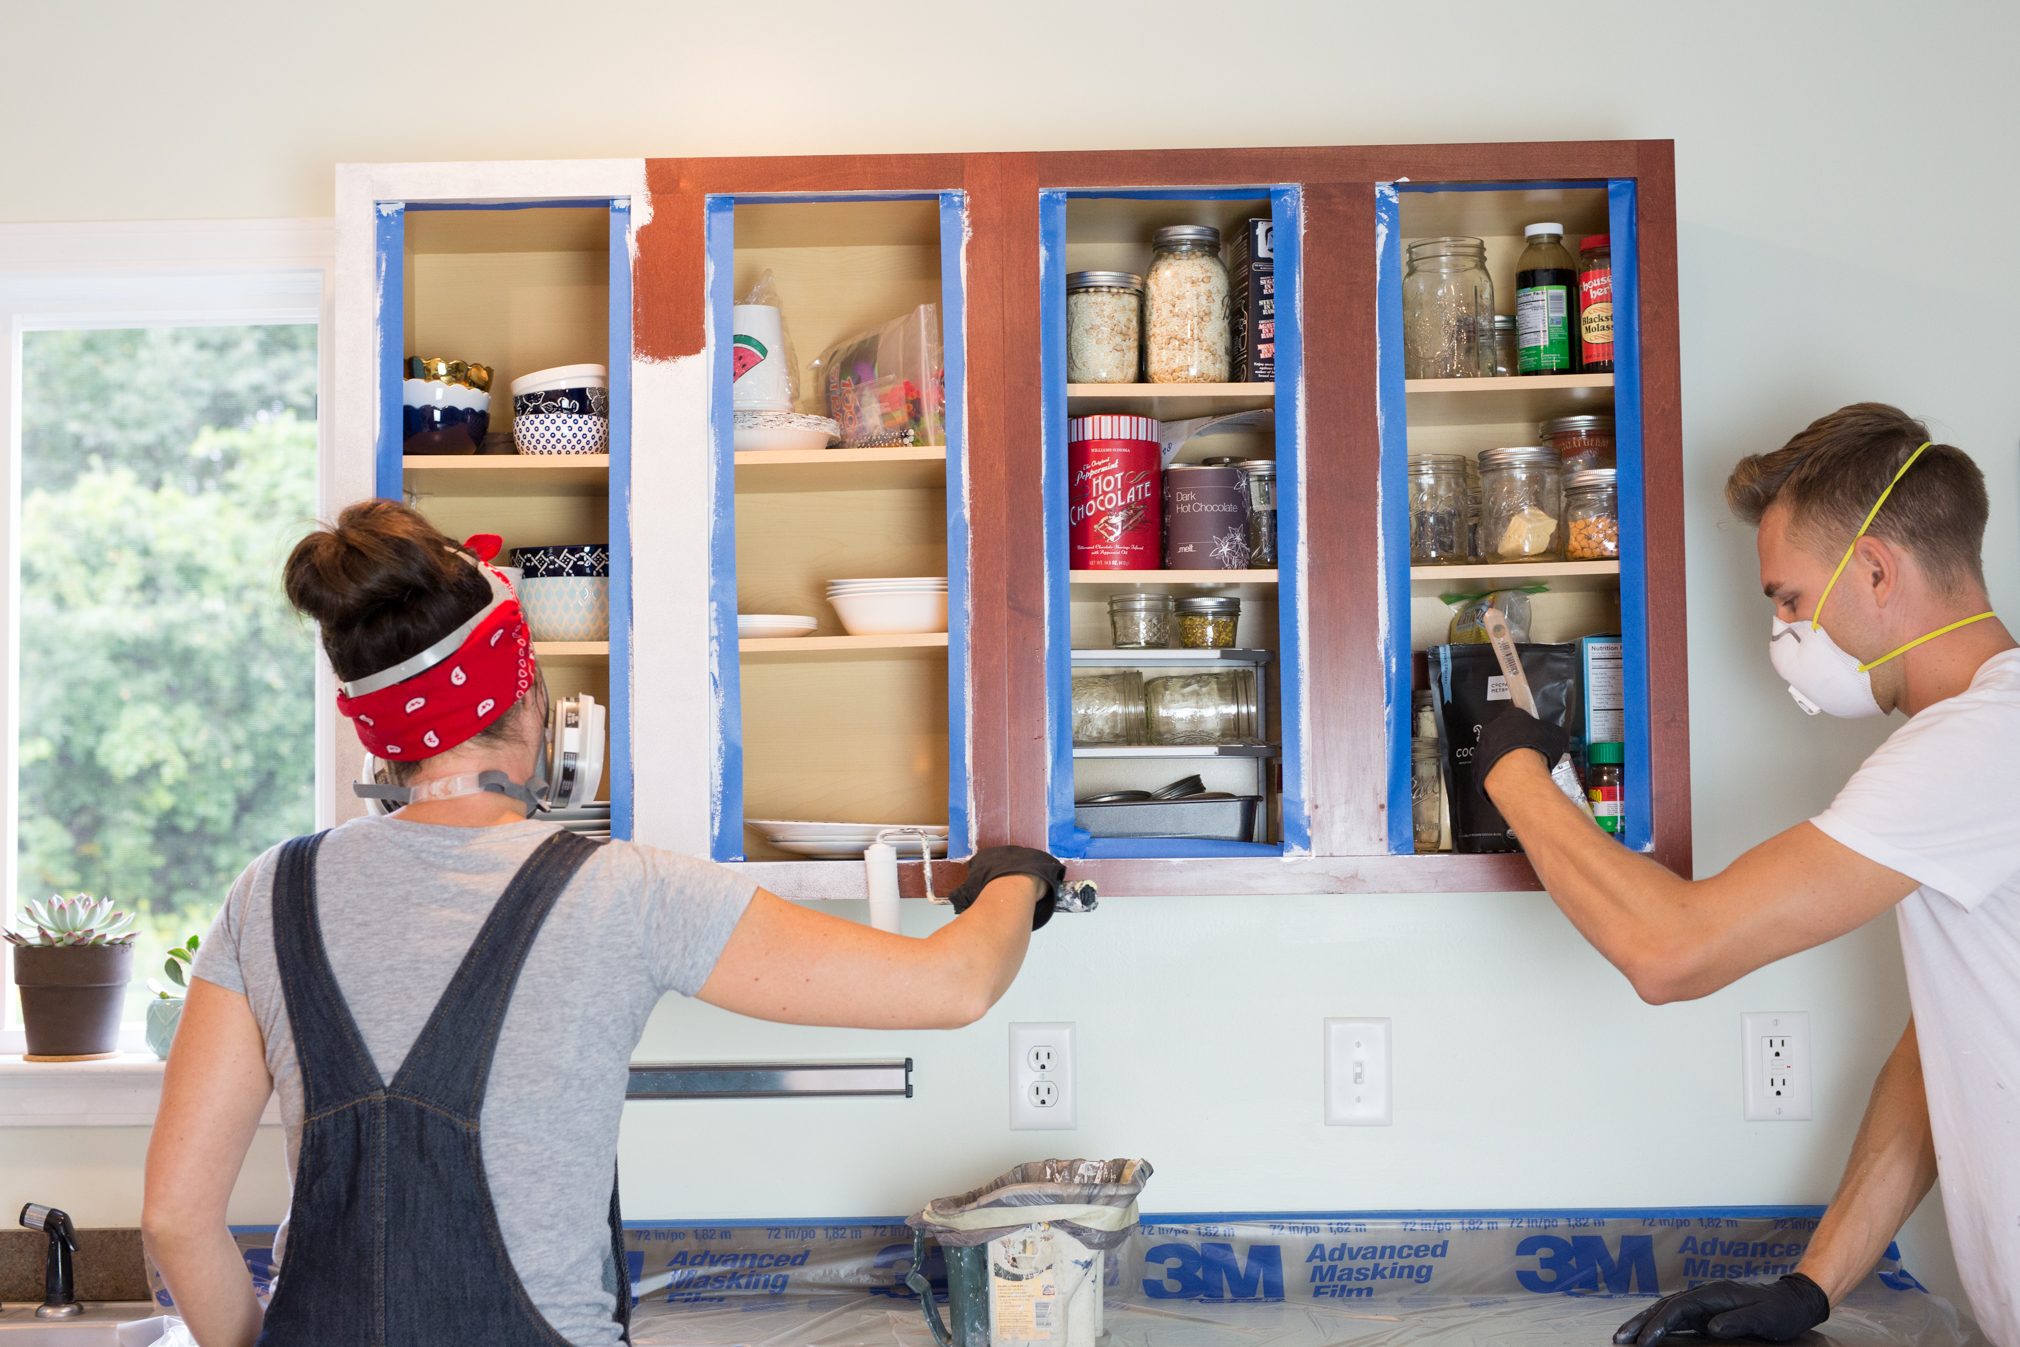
[1515,222,1579,374]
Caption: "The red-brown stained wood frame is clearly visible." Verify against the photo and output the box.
[636,141,1691,897]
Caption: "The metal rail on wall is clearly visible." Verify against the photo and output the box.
[626,1059,914,1100]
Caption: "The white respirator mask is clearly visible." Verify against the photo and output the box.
[1769,441,1994,718]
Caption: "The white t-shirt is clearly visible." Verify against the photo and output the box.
[1812,646,2020,1344]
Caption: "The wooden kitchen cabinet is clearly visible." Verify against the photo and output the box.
[336,141,1687,898]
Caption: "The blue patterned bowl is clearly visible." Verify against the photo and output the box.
[513,544,608,578]
[519,576,610,642]
[514,411,608,455]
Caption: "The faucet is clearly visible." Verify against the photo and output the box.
[19,1204,81,1319]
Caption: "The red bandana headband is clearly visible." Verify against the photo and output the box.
[334,536,539,761]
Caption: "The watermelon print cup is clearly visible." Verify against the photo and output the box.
[732,304,792,411]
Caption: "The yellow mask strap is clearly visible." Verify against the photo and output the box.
[1856,611,1997,673]
[1810,441,1932,630]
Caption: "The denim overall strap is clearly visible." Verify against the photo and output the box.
[260,828,627,1346]
[270,831,386,1114]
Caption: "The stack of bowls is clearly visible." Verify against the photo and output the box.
[825,577,948,636]
[511,364,608,455]
[403,373,492,454]
[513,544,610,641]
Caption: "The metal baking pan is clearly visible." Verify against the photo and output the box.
[1073,795,1262,841]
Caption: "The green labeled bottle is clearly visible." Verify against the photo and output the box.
[1516,222,1579,374]
[1585,740,1625,837]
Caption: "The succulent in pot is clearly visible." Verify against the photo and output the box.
[6,894,138,1061]
[145,935,200,1061]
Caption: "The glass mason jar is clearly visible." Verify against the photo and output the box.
[1464,457,1483,560]
[1066,270,1143,383]
[1411,738,1443,852]
[1407,453,1470,564]
[1492,313,1518,377]
[1174,595,1241,648]
[1541,414,1616,472]
[1565,468,1620,560]
[1402,236,1495,379]
[1479,446,1565,562]
[1144,226,1231,383]
[1146,669,1258,746]
[1108,592,1173,648]
[1071,670,1148,745]
[1239,458,1278,567]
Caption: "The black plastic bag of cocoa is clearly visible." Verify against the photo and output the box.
[1429,642,1582,853]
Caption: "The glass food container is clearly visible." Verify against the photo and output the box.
[1146,669,1259,746]
[1066,270,1143,384]
[1479,446,1564,563]
[1175,596,1241,648]
[1071,671,1148,745]
[1412,738,1443,852]
[1240,459,1278,567]
[1464,457,1483,560]
[1541,414,1616,471]
[1492,313,1518,377]
[1565,468,1620,560]
[1144,226,1231,383]
[1108,593,1173,648]
[1407,454,1470,564]
[1402,236,1495,379]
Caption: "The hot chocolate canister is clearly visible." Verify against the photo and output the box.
[1162,463,1252,569]
[1068,415,1162,570]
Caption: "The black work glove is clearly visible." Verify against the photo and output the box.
[947,846,1064,930]
[1614,1273,1830,1346]
[1471,704,1570,811]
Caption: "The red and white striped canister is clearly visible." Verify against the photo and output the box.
[1067,414,1162,570]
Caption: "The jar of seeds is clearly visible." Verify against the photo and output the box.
[1144,226,1231,383]
[1066,271,1142,383]
[1565,468,1620,559]
[1175,595,1241,648]
[1108,593,1174,648]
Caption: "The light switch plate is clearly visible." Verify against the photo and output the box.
[1742,1012,1812,1121]
[1324,1018,1392,1126]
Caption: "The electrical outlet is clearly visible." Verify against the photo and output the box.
[1010,1022,1076,1130]
[1324,1018,1392,1126]
[1742,1012,1812,1121]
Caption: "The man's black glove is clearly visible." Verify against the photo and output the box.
[1470,704,1570,809]
[1614,1274,1830,1346]
[947,846,1064,930]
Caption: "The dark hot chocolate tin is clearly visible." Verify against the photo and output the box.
[1162,463,1252,569]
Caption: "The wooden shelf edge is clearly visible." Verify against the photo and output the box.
[1409,560,1621,597]
[533,641,610,665]
[1069,570,1278,585]
[739,633,948,658]
[732,446,946,467]
[1059,851,1542,895]
[1066,383,1274,398]
[725,858,964,900]
[1404,375,1612,395]
[404,454,610,472]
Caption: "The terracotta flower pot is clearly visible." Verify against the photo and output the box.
[12,943,134,1060]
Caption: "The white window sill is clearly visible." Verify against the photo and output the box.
[0,1054,281,1128]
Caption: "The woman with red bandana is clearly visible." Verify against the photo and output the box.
[140,500,1061,1347]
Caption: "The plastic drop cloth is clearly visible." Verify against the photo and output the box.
[907,1158,1153,1250]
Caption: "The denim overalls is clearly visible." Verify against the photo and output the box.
[256,829,630,1346]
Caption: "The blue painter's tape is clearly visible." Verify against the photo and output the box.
[607,200,635,842]
[1391,180,1605,195]
[1375,185,1413,855]
[1081,838,1282,860]
[705,198,745,862]
[1139,1205,1830,1225]
[718,191,944,206]
[403,199,615,212]
[1057,187,1275,203]
[939,191,972,856]
[1038,191,1080,858]
[374,204,405,501]
[1608,179,1652,852]
[1271,187,1308,855]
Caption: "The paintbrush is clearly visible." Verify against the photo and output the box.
[1482,606,1595,818]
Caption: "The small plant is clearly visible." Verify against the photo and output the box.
[4,893,138,948]
[150,935,201,1000]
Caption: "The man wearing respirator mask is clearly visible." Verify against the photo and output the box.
[1474,404,2017,1347]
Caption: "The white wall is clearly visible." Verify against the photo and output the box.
[4,0,2013,1314]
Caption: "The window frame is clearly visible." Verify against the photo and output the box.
[0,219,334,1059]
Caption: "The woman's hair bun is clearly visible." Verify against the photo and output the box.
[284,499,491,682]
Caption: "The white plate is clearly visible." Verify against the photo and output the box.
[733,412,841,454]
[825,577,947,590]
[738,614,819,639]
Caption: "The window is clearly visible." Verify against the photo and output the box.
[1,224,332,1053]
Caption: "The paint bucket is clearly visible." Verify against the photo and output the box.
[1162,463,1252,569]
[1068,415,1161,570]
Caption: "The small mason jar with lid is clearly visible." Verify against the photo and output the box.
[1175,595,1241,648]
[1108,592,1173,648]
[1541,414,1615,472]
[1565,468,1620,560]
[1407,453,1470,564]
[1066,270,1143,383]
[1144,226,1231,383]
[1479,446,1564,563]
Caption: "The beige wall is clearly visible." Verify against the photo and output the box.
[5,0,2015,1315]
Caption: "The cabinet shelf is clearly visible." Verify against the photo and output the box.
[1409,560,1620,598]
[534,641,609,666]
[1068,570,1278,599]
[403,455,610,496]
[1073,743,1277,759]
[1066,383,1273,419]
[739,633,948,662]
[1071,647,1273,665]
[734,446,946,493]
[1404,374,1612,428]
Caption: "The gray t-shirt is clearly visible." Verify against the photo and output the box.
[193,814,756,1346]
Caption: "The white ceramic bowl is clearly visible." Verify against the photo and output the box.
[518,576,610,642]
[515,411,608,455]
[510,363,608,397]
[738,614,818,639]
[825,576,948,592]
[827,588,948,636]
[733,411,841,453]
